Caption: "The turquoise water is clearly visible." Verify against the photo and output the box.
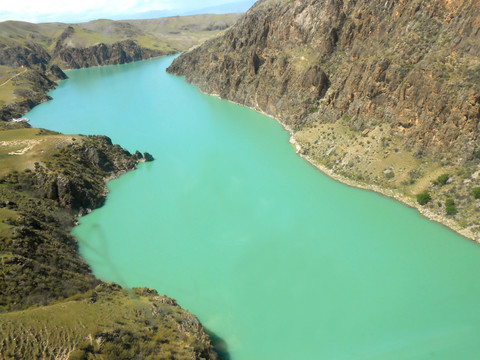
[28,56,480,359]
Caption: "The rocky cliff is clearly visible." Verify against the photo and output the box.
[168,0,480,241]
[53,26,164,69]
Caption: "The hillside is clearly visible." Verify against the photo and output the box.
[0,285,218,360]
[168,0,480,241]
[0,13,241,120]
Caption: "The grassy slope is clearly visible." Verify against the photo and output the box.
[0,285,218,360]
[0,14,241,50]
[0,123,69,239]
[0,126,74,177]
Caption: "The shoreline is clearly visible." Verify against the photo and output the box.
[204,90,478,244]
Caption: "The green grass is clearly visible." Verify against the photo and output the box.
[0,128,76,177]
[0,286,216,360]
[0,207,15,237]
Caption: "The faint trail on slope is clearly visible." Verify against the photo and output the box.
[0,69,27,87]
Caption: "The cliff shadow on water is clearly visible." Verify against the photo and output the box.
[206,329,231,360]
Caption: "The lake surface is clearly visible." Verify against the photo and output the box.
[28,55,480,359]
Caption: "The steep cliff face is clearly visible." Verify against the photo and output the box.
[168,0,480,240]
[169,0,480,160]
[56,40,161,69]
[53,26,164,69]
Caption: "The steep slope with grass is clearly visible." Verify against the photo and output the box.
[168,0,480,241]
[0,285,218,360]
[0,14,241,120]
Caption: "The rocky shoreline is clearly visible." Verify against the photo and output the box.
[0,128,219,358]
[167,0,480,243]
[203,88,478,243]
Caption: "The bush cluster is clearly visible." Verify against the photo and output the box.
[445,198,457,215]
[417,192,431,205]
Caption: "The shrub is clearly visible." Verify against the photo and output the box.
[473,187,480,199]
[433,173,450,186]
[385,171,395,179]
[445,198,457,215]
[417,192,431,205]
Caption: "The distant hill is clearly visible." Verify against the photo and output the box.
[0,13,241,120]
[131,1,256,19]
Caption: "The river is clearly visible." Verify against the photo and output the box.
[27,55,480,360]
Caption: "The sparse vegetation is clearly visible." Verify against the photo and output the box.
[0,285,218,360]
[385,171,395,179]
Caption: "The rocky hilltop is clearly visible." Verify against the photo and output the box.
[168,0,480,241]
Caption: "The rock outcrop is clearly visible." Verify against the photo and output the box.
[0,130,219,359]
[168,0,480,240]
[53,26,164,69]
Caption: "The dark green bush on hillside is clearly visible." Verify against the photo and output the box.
[417,192,431,205]
[473,187,480,199]
[433,173,450,186]
[445,198,457,215]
